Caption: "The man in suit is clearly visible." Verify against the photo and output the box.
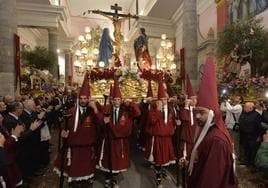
[19,99,44,180]
[97,78,141,188]
[2,102,24,188]
[0,131,6,188]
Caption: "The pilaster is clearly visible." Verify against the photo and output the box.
[48,28,59,79]
[0,0,17,96]
[182,0,198,88]
[64,50,72,86]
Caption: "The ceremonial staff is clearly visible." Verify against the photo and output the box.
[103,94,114,188]
[59,113,72,188]
[58,106,68,153]
[181,143,187,188]
[174,110,181,187]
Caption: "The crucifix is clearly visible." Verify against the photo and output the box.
[84,3,139,56]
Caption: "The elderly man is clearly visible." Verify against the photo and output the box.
[239,102,262,166]
[19,99,45,180]
[2,102,32,188]
[187,58,238,188]
[0,102,6,124]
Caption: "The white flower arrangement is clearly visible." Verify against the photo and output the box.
[117,66,144,84]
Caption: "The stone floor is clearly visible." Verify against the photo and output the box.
[28,129,268,188]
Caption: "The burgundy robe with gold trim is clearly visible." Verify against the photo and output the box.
[178,108,196,159]
[98,103,140,172]
[144,107,176,165]
[0,126,22,188]
[54,106,101,180]
[188,126,238,188]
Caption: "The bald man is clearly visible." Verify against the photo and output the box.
[19,99,43,180]
[239,102,262,166]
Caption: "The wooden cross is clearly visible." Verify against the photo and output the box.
[89,3,138,20]
[86,3,139,56]
[111,3,122,16]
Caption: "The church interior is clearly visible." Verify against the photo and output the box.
[0,0,268,188]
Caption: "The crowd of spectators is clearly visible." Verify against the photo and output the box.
[0,90,75,187]
[221,95,268,177]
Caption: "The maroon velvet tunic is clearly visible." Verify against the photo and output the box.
[144,108,176,166]
[97,103,140,172]
[137,103,150,149]
[54,106,101,181]
[1,126,22,188]
[178,108,196,159]
[188,126,238,188]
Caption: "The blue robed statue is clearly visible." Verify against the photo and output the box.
[98,28,114,67]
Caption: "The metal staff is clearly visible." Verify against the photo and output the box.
[59,114,72,188]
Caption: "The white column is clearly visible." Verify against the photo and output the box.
[0,0,17,96]
[182,0,198,88]
[48,28,59,79]
[233,0,239,21]
[242,0,249,19]
[64,50,72,86]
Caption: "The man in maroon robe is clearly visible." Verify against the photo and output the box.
[97,78,141,188]
[178,75,196,160]
[187,57,238,188]
[54,73,102,188]
[137,80,154,151]
[144,77,180,187]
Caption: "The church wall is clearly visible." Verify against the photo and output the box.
[18,0,50,4]
[58,53,65,80]
[68,17,99,39]
[174,0,216,54]
[257,9,268,29]
[18,28,39,49]
[175,22,183,52]
[18,28,49,49]
[198,2,217,38]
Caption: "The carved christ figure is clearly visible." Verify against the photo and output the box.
[89,3,138,56]
[95,11,129,55]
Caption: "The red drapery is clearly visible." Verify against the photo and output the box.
[180,48,185,86]
[14,34,20,94]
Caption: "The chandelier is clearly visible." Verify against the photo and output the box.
[74,26,105,73]
[155,34,176,72]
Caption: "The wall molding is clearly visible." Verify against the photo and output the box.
[17,2,67,29]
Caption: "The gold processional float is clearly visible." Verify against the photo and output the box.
[74,3,177,101]
[87,67,174,102]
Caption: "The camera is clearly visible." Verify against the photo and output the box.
[220,94,229,102]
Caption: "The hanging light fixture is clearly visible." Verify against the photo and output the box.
[74,26,102,73]
[156,33,176,72]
